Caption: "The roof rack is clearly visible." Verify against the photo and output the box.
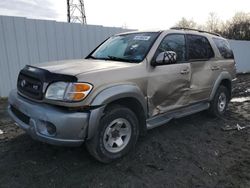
[170,27,221,37]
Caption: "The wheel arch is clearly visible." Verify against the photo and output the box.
[87,84,147,140]
[209,71,232,101]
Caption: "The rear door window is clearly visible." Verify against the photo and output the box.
[212,38,234,59]
[187,34,214,60]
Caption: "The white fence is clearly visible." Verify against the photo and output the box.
[229,40,250,73]
[0,16,132,97]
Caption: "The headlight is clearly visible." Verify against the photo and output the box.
[45,82,93,102]
[45,82,68,100]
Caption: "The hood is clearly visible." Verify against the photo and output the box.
[36,59,135,76]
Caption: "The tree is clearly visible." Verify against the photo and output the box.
[174,12,250,40]
[174,17,197,28]
[222,12,250,40]
[232,12,250,24]
[206,12,221,32]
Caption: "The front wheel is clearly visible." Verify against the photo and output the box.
[86,105,139,163]
[209,85,230,117]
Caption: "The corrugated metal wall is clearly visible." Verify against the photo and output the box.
[229,40,250,73]
[0,16,132,97]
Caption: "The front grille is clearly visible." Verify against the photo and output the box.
[17,73,43,100]
[11,105,30,125]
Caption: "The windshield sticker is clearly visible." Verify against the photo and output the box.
[133,36,151,41]
[130,44,139,49]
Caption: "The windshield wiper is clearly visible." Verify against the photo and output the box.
[107,55,134,63]
[88,55,97,59]
[87,55,136,63]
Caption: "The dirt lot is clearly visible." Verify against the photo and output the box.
[0,74,250,188]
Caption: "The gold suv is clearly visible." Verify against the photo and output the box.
[8,27,236,162]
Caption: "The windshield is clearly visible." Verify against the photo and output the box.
[88,32,159,63]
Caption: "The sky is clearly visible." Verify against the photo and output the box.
[0,0,249,30]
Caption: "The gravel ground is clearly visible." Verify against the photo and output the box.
[0,74,250,188]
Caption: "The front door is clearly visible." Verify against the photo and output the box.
[147,34,191,116]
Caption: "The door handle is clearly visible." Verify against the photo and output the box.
[180,69,190,74]
[211,66,220,70]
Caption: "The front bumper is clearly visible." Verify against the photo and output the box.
[8,90,89,146]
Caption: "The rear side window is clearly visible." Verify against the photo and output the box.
[212,38,234,59]
[187,35,214,60]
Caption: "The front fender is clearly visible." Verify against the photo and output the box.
[87,84,147,139]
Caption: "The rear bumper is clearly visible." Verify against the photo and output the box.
[8,90,89,146]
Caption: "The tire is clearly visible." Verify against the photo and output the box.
[86,105,139,163]
[209,85,230,117]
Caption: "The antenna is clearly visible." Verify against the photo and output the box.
[67,0,87,24]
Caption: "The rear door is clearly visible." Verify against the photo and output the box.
[147,34,191,116]
[186,34,217,103]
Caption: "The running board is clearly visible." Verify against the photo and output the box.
[146,102,210,130]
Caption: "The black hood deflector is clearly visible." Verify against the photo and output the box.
[17,65,77,100]
[20,65,78,83]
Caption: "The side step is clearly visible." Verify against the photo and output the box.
[146,102,210,130]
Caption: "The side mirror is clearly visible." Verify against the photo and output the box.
[152,51,177,66]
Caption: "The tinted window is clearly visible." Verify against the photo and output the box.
[213,38,234,59]
[187,35,214,60]
[155,34,186,62]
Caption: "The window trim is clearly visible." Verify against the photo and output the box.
[186,34,215,62]
[152,33,188,65]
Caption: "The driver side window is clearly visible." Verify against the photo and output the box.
[156,34,186,62]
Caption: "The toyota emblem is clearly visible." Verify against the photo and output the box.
[21,80,26,88]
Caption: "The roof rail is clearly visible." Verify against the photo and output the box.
[170,27,221,37]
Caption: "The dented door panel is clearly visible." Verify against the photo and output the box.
[147,63,191,116]
[188,60,219,103]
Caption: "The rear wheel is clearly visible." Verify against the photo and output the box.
[86,105,139,163]
[209,85,229,117]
